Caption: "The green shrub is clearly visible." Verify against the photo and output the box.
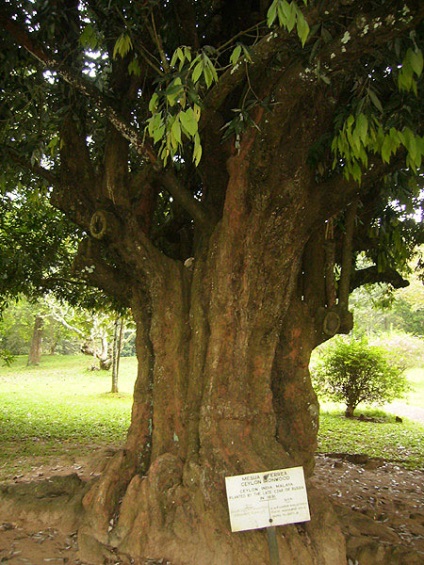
[312,336,409,417]
[0,348,15,367]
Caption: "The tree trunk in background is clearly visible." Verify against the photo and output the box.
[98,336,111,371]
[345,405,355,418]
[27,315,44,366]
[111,317,124,393]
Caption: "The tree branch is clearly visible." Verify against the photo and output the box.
[0,11,157,162]
[2,145,58,186]
[339,197,360,309]
[314,1,424,79]
[201,28,286,123]
[0,11,212,231]
[351,266,410,291]
[72,239,132,306]
[159,171,215,231]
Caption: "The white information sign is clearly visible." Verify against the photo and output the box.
[225,466,310,533]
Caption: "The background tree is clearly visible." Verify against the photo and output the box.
[0,296,127,368]
[351,253,424,337]
[312,336,409,417]
[0,191,82,310]
[26,313,44,366]
[1,1,424,563]
[111,315,125,393]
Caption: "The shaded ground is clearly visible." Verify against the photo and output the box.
[313,454,424,563]
[0,449,423,564]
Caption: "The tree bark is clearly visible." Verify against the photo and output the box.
[78,159,347,564]
[345,405,356,419]
[27,315,44,366]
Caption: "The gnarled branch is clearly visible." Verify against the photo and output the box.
[351,266,409,291]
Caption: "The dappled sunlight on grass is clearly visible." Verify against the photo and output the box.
[316,367,424,469]
[0,355,137,478]
[318,408,424,470]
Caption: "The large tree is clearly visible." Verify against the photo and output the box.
[1,1,424,563]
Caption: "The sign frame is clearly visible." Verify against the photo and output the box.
[225,466,310,533]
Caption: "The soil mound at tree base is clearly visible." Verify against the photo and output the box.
[0,453,422,564]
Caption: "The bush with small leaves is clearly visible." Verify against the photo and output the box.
[312,336,409,418]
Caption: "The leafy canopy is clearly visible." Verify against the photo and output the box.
[0,0,423,310]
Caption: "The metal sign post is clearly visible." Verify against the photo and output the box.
[266,524,280,565]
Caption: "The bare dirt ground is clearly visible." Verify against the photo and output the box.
[0,444,423,564]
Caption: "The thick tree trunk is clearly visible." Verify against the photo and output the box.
[78,158,347,564]
[345,405,355,418]
[27,314,44,366]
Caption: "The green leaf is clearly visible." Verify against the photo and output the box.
[128,58,141,76]
[355,113,368,145]
[165,79,183,107]
[381,135,392,163]
[403,127,418,164]
[202,55,218,87]
[296,12,310,46]
[409,48,423,77]
[267,0,278,27]
[193,104,201,122]
[230,45,242,66]
[147,113,165,143]
[171,117,182,146]
[279,1,296,32]
[191,61,203,84]
[47,136,60,157]
[79,24,98,50]
[170,47,184,69]
[148,93,159,113]
[241,45,253,63]
[179,108,198,137]
[203,65,213,88]
[346,114,355,128]
[367,88,383,113]
[183,47,192,63]
[113,33,133,60]
[192,133,203,167]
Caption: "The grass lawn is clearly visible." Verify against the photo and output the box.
[318,409,424,470]
[0,356,423,479]
[0,355,137,479]
[318,368,424,470]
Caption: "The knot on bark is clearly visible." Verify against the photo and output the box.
[316,307,353,339]
[90,210,119,240]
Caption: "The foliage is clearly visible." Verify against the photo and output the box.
[351,254,424,338]
[370,333,424,370]
[0,0,423,306]
[0,296,134,365]
[0,349,15,367]
[0,191,80,309]
[312,336,409,417]
[0,189,124,314]
[0,297,79,355]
